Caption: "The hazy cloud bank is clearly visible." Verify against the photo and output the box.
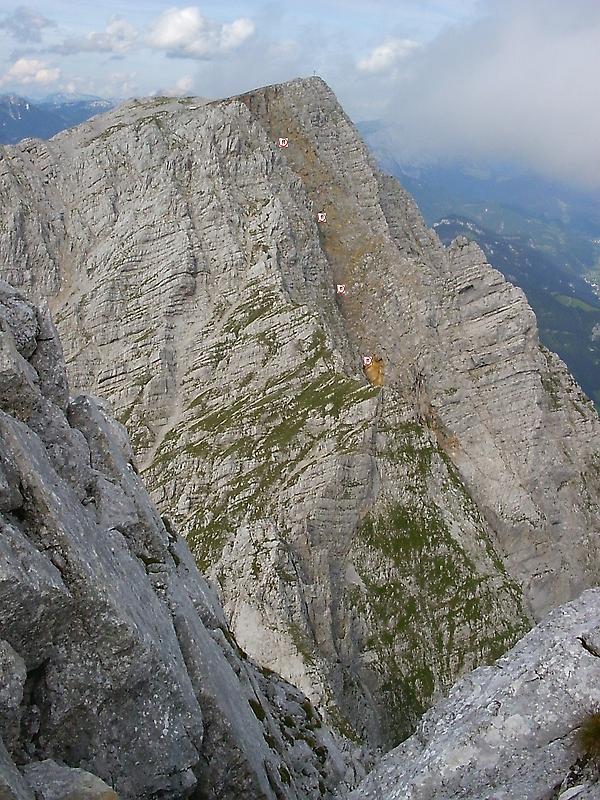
[378,0,600,188]
[0,6,55,43]
[2,4,255,61]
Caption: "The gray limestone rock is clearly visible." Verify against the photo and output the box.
[0,78,598,749]
[0,739,33,800]
[0,282,358,799]
[22,760,118,800]
[352,589,600,800]
[0,641,26,753]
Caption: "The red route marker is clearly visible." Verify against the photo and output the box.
[336,284,347,295]
[362,356,373,366]
[317,212,327,223]
[277,137,289,148]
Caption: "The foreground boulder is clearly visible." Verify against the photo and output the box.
[0,279,362,798]
[353,589,600,800]
[22,760,117,800]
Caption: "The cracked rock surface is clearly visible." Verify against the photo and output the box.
[0,280,361,799]
[0,77,598,747]
[22,760,118,800]
[352,589,600,800]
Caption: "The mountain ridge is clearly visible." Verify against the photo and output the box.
[358,124,600,408]
[433,214,600,409]
[0,75,598,750]
[2,271,599,800]
[353,588,600,800]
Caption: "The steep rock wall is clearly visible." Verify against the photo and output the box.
[0,78,597,746]
[0,281,360,799]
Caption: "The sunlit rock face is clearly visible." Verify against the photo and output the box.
[0,77,598,748]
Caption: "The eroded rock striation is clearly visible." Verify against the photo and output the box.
[352,588,600,800]
[0,77,598,747]
[0,281,360,799]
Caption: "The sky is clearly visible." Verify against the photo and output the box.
[0,0,598,189]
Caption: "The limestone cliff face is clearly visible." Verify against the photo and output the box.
[0,281,360,799]
[352,588,600,800]
[0,77,598,747]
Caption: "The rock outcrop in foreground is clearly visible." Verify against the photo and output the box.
[0,281,360,799]
[0,76,598,747]
[354,589,600,800]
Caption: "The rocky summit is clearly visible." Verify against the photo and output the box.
[0,76,598,755]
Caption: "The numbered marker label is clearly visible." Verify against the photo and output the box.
[363,356,373,366]
[317,212,327,223]
[278,137,289,148]
[336,284,347,295]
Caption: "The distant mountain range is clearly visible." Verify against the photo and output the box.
[0,93,114,144]
[360,121,600,409]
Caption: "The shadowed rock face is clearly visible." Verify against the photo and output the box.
[0,77,598,747]
[0,281,361,799]
[352,588,600,800]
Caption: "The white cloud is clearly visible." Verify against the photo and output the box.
[146,6,255,59]
[357,39,419,73]
[158,74,195,96]
[59,71,139,99]
[0,6,55,43]
[175,74,193,93]
[220,18,255,51]
[50,6,255,61]
[0,57,60,86]
[51,17,138,55]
